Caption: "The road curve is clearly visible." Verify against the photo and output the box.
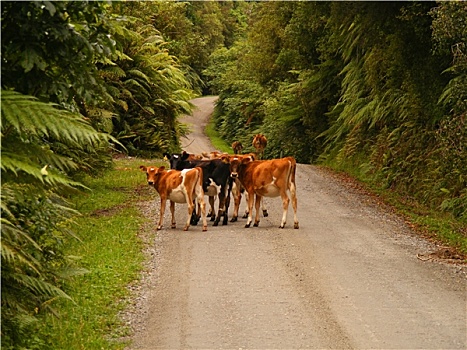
[127,96,466,349]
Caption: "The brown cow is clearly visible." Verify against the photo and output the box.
[230,157,298,229]
[140,165,207,231]
[231,141,243,154]
[252,134,267,159]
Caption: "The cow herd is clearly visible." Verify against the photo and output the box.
[140,134,299,231]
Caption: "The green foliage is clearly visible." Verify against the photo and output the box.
[1,1,115,112]
[206,1,466,222]
[31,158,148,350]
[1,90,117,349]
[99,5,195,156]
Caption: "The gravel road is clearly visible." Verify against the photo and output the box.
[124,96,466,349]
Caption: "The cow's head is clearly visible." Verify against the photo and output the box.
[229,156,253,178]
[163,152,190,170]
[140,165,165,186]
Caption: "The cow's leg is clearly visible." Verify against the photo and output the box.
[242,191,250,218]
[213,191,225,227]
[190,198,200,225]
[170,201,177,229]
[279,191,290,229]
[230,181,241,222]
[253,194,262,227]
[261,197,268,217]
[222,182,230,225]
[245,190,255,228]
[184,194,194,231]
[157,198,166,230]
[290,182,299,229]
[196,189,208,232]
[208,196,216,221]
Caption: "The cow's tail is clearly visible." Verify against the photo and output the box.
[285,157,297,192]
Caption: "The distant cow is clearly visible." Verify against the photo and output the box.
[163,151,232,226]
[252,134,267,159]
[140,165,207,231]
[231,141,243,154]
[230,157,299,229]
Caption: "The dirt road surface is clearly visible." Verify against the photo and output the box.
[125,96,466,349]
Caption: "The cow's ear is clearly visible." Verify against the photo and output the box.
[157,166,165,172]
[221,155,230,164]
[163,153,169,161]
[181,151,190,160]
[241,157,252,165]
[140,165,147,172]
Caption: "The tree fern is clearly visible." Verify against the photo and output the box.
[1,90,117,347]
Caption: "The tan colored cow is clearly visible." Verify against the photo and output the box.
[252,133,267,159]
[231,141,243,154]
[140,165,207,231]
[230,157,298,229]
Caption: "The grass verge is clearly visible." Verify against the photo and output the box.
[205,117,231,153]
[34,157,162,349]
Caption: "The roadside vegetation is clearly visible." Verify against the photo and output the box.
[1,1,465,349]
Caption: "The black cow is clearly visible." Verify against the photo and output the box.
[163,151,232,226]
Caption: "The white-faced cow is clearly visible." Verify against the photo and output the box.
[230,156,299,229]
[252,134,267,159]
[231,141,243,154]
[163,152,232,226]
[140,165,207,231]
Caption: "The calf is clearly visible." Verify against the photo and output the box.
[140,165,207,231]
[164,152,232,226]
[231,141,243,154]
[252,133,267,159]
[230,157,299,229]
[226,153,268,222]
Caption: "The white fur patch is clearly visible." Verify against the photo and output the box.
[206,178,221,196]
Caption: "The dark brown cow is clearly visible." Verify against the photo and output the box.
[231,141,243,154]
[140,165,207,231]
[230,157,298,229]
[252,134,267,159]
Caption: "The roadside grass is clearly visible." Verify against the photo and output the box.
[35,157,165,349]
[205,117,231,153]
[321,155,467,258]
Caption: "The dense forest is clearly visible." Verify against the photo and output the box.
[1,1,465,348]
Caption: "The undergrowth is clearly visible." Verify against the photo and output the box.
[31,157,157,349]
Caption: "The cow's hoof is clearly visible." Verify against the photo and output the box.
[245,223,251,228]
[230,217,238,222]
[242,213,248,219]
[210,216,216,222]
[253,222,259,227]
[157,226,162,230]
[171,224,177,229]
[294,223,299,229]
[202,226,208,231]
[183,226,189,231]
[263,210,269,217]
[213,221,219,227]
